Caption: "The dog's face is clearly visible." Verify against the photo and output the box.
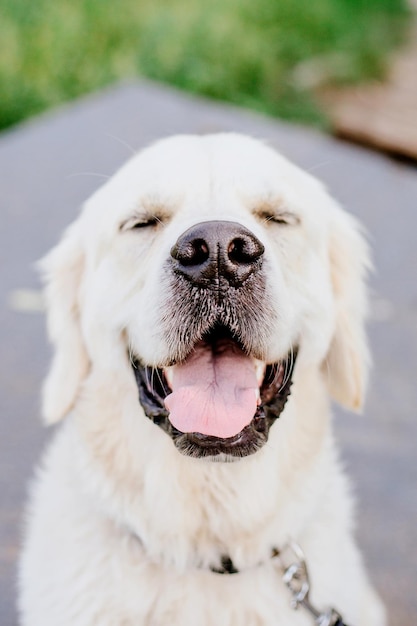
[40,134,370,461]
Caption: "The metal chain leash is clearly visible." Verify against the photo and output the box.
[273,542,349,626]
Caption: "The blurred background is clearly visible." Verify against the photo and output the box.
[1,1,416,625]
[0,0,411,132]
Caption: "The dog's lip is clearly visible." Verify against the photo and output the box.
[184,413,269,446]
[186,430,246,447]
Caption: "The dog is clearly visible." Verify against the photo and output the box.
[19,134,386,625]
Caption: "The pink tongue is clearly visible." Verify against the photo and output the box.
[164,341,258,438]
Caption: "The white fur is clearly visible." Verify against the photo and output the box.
[19,134,385,625]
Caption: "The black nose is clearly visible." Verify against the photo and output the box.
[170,221,264,287]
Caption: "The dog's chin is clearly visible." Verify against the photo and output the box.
[131,326,297,461]
[172,420,268,461]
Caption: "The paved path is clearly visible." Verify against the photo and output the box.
[1,81,416,625]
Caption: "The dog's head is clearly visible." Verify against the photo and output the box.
[40,134,370,461]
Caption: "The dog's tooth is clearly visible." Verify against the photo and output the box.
[254,360,266,386]
[164,367,174,388]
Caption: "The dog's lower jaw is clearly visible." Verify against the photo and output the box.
[172,418,268,460]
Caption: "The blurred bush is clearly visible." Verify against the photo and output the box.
[0,0,409,131]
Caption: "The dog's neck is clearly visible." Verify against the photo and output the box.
[73,362,332,571]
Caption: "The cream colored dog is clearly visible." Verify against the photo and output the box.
[19,134,386,626]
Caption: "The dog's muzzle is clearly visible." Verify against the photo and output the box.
[132,220,297,460]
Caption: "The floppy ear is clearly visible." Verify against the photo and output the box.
[39,220,89,424]
[325,207,371,412]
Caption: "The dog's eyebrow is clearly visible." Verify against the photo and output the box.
[140,196,176,215]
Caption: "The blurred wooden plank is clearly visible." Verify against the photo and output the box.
[321,18,417,159]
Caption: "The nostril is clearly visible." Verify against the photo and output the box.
[227,236,264,264]
[171,238,209,266]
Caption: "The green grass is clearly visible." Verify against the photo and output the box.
[0,0,409,131]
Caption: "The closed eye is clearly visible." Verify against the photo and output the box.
[258,211,300,227]
[120,214,165,231]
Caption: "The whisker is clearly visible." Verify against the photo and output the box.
[150,367,157,396]
[269,362,280,387]
[280,344,294,391]
[128,342,136,368]
[155,367,165,391]
[145,367,153,393]
[153,214,167,229]
[306,159,333,174]
[104,132,137,156]
[67,171,110,180]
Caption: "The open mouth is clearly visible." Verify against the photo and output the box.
[132,325,297,459]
